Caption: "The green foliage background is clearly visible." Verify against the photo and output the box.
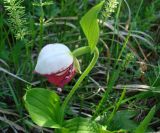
[0,0,160,132]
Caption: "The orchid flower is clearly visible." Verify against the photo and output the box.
[35,43,76,87]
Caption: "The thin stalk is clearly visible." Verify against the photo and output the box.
[115,31,131,66]
[61,47,99,120]
[93,34,131,120]
[109,0,122,65]
[135,0,144,20]
[39,0,44,51]
[106,88,126,126]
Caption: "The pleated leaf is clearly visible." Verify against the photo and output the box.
[23,88,62,128]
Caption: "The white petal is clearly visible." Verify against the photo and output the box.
[35,43,73,75]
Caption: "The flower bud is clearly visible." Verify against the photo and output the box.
[35,43,76,87]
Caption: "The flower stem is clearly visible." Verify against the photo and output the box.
[61,46,99,118]
[72,46,91,57]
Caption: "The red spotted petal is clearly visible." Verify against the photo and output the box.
[44,64,76,87]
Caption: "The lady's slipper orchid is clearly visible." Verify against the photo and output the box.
[35,43,76,87]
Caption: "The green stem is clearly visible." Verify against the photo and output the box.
[61,47,99,117]
[72,46,91,57]
[39,0,44,51]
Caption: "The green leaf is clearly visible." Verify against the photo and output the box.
[109,110,138,131]
[135,106,156,133]
[63,117,112,133]
[63,117,109,133]
[23,88,62,128]
[80,1,104,52]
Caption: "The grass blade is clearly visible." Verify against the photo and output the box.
[135,106,156,133]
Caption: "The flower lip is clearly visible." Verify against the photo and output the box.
[44,63,76,87]
[35,43,73,75]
